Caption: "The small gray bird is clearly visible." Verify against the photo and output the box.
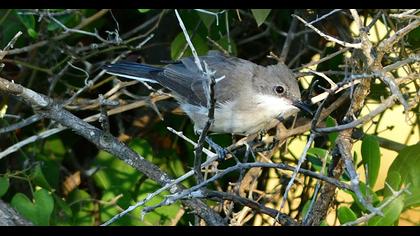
[104,50,310,135]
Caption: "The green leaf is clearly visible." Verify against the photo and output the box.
[93,139,152,192]
[11,188,54,225]
[136,179,182,226]
[361,135,381,188]
[40,160,60,190]
[251,9,271,27]
[100,180,182,226]
[0,176,10,197]
[1,11,26,47]
[47,14,79,31]
[407,26,420,49]
[154,149,187,182]
[16,13,37,39]
[384,171,402,196]
[320,220,329,226]
[301,201,311,217]
[100,191,144,225]
[138,9,150,13]
[170,31,209,60]
[325,116,338,144]
[307,147,329,173]
[16,13,35,30]
[385,143,420,208]
[197,10,218,30]
[32,164,52,190]
[368,195,404,226]
[337,206,357,224]
[129,138,154,161]
[50,194,73,226]
[44,137,66,156]
[67,189,95,225]
[216,36,238,56]
[27,28,38,39]
[347,182,380,212]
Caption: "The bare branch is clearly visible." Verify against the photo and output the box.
[315,95,396,133]
[174,9,204,73]
[0,77,225,226]
[342,184,410,226]
[293,14,362,49]
[5,10,110,55]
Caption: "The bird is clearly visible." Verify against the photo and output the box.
[103,50,310,136]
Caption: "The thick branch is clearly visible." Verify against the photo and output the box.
[0,77,225,226]
[0,200,33,226]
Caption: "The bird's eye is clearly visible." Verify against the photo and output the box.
[274,85,285,94]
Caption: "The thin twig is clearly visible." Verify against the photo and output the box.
[0,114,42,134]
[193,62,217,183]
[280,133,316,209]
[293,14,362,49]
[5,10,110,55]
[294,47,349,71]
[342,184,410,226]
[308,9,343,25]
[142,160,351,215]
[0,94,170,160]
[315,95,396,133]
[174,9,203,73]
[203,190,298,226]
[279,10,299,62]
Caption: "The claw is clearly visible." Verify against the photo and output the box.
[205,137,228,161]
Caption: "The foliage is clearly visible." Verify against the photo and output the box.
[0,9,418,226]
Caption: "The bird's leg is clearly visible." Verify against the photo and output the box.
[205,137,228,161]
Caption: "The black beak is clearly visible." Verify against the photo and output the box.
[292,100,314,116]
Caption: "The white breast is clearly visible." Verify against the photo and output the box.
[180,95,298,135]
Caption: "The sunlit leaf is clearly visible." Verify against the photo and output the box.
[11,188,54,225]
[44,137,66,156]
[368,195,404,226]
[301,200,311,218]
[67,189,95,225]
[361,135,381,188]
[251,9,271,27]
[385,143,420,208]
[337,206,357,224]
[325,116,338,144]
[27,28,38,38]
[138,9,150,13]
[93,138,153,192]
[347,182,380,212]
[307,147,329,172]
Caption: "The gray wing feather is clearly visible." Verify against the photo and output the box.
[159,51,255,107]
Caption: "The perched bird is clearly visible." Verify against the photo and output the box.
[104,50,310,136]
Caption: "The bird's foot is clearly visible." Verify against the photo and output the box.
[205,137,228,161]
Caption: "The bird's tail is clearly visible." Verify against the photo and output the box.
[103,61,163,84]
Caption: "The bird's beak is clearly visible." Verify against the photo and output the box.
[292,100,314,116]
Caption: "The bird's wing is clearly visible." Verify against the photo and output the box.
[104,51,257,108]
[162,51,255,107]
